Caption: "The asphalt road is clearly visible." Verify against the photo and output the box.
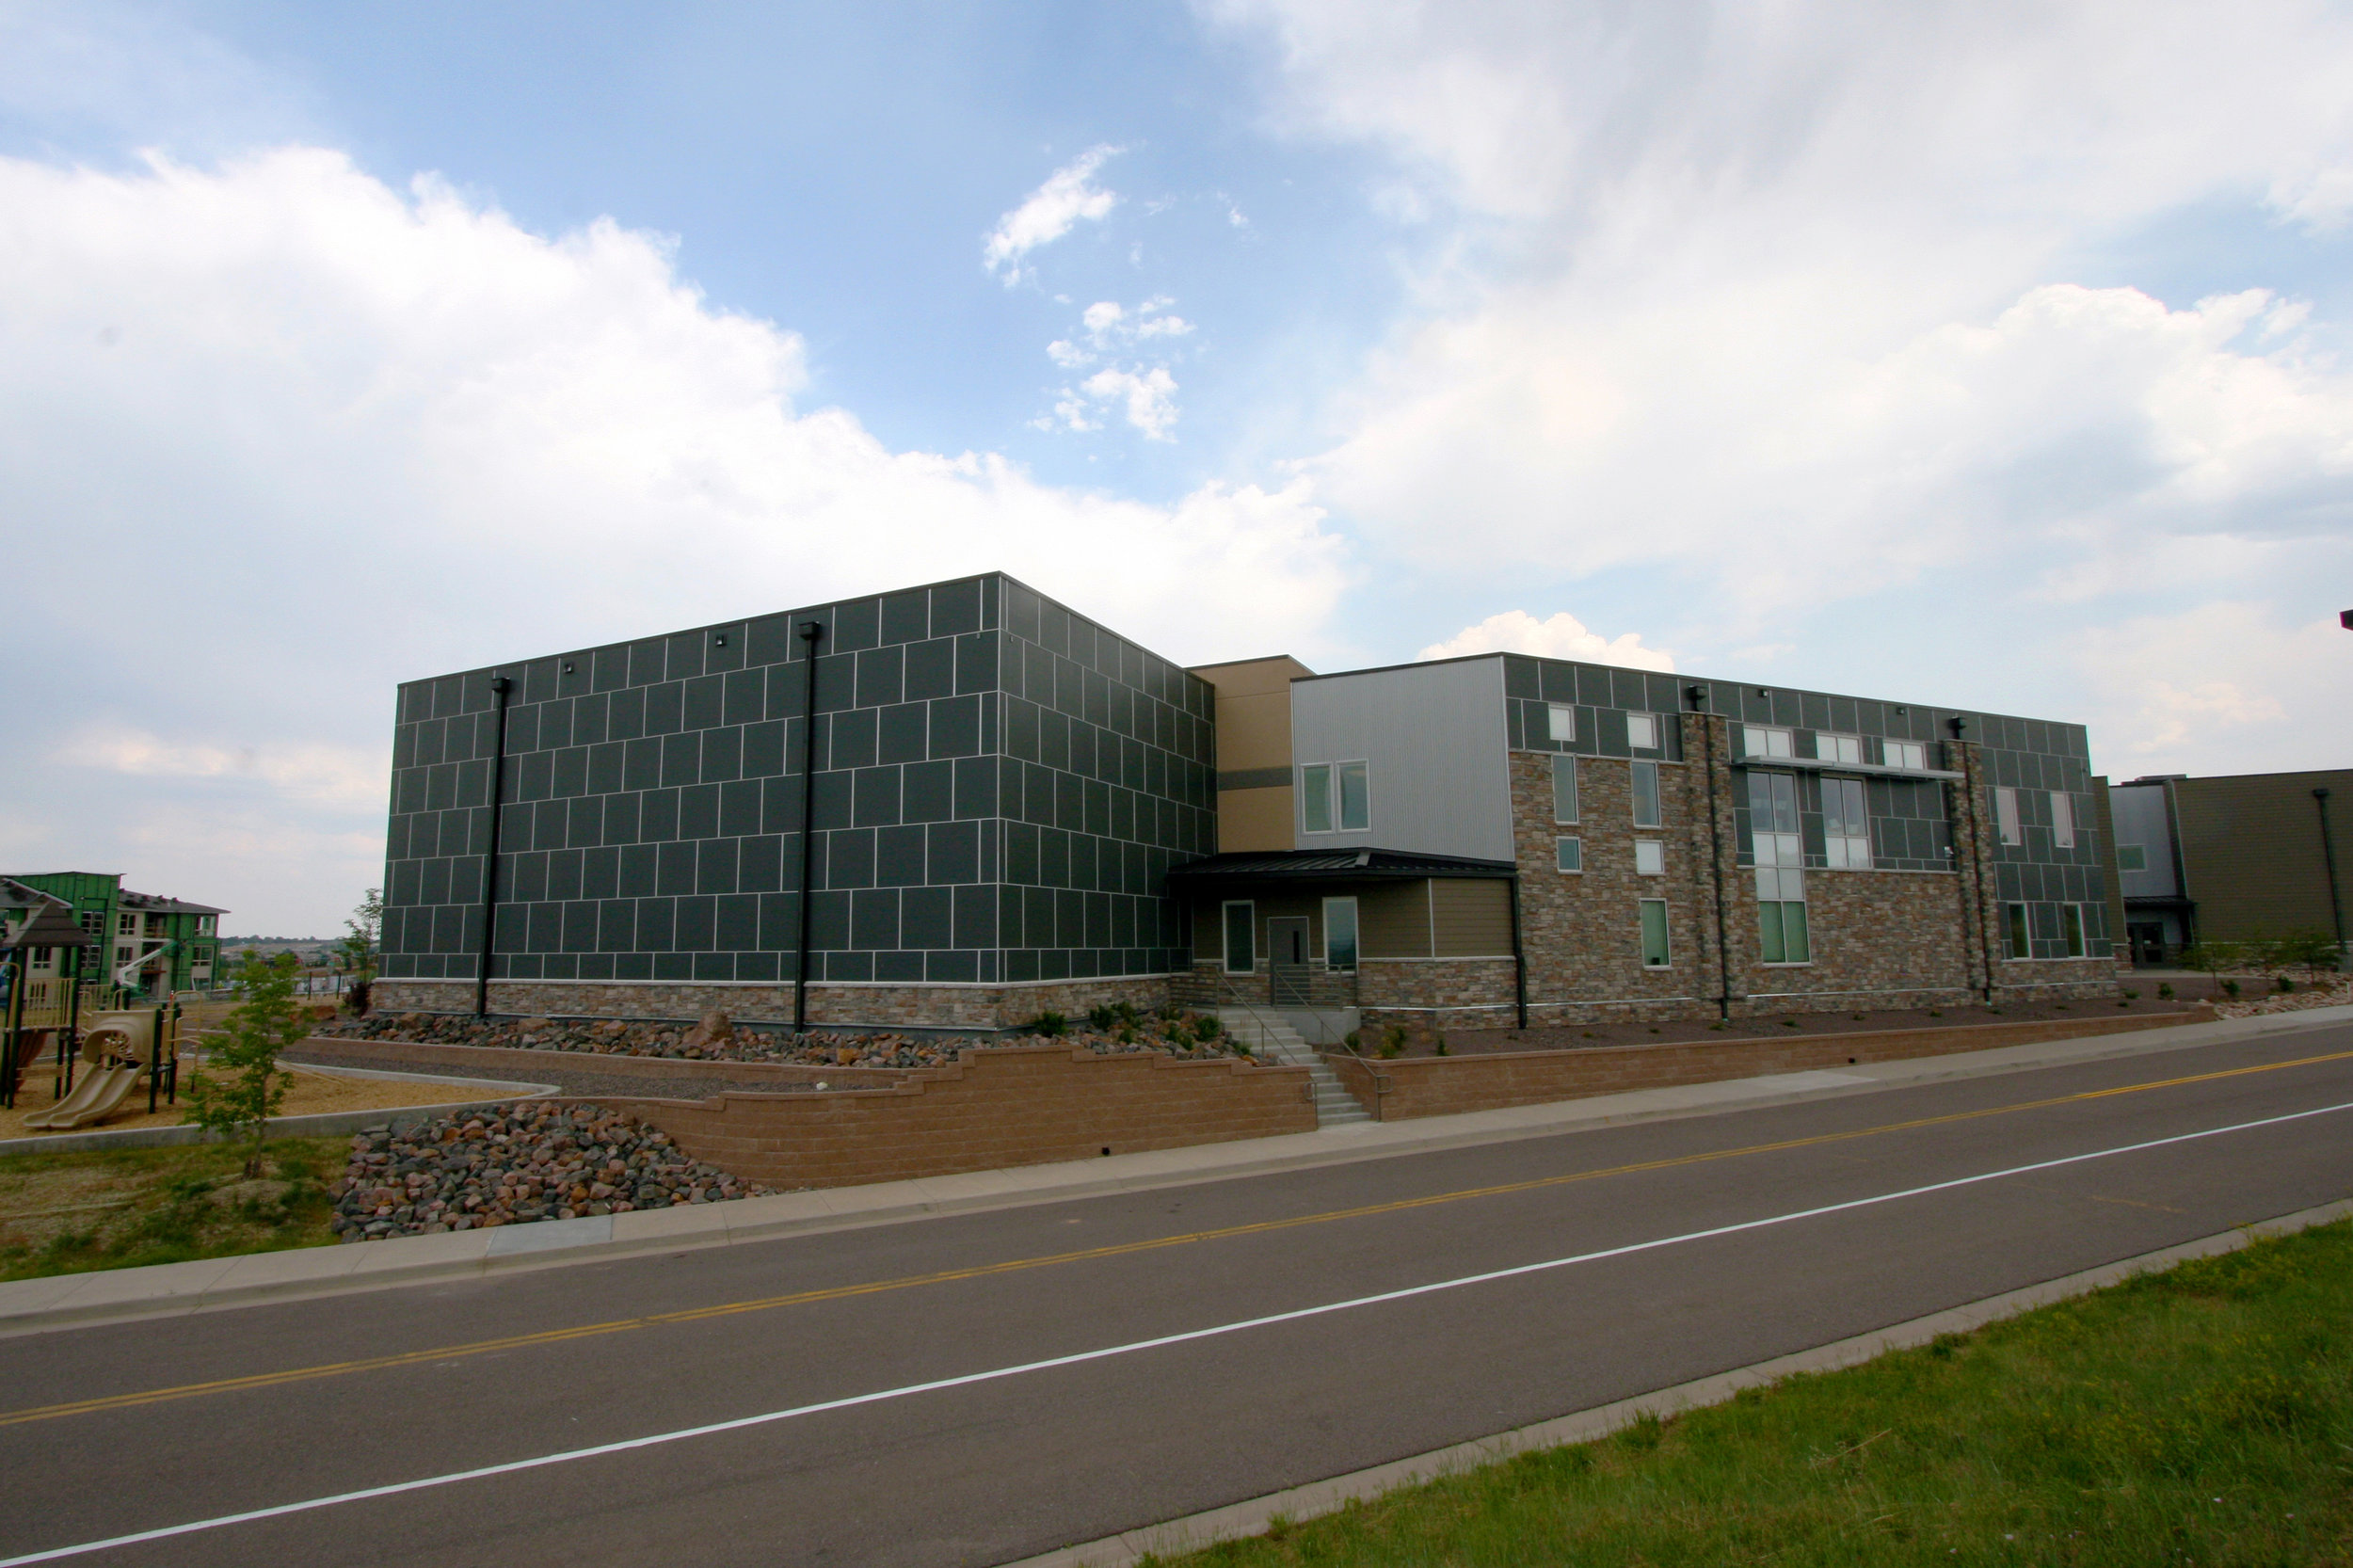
[5,1023,2351,1567]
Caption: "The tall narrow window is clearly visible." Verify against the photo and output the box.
[1822,776,1871,869]
[1323,897,1359,972]
[1817,733,1863,764]
[1626,712,1659,750]
[1639,899,1672,967]
[2061,904,2086,957]
[1551,754,1578,823]
[1547,704,1577,743]
[2051,792,2075,849]
[1993,787,2023,846]
[2006,903,2030,958]
[1634,840,1666,875]
[1222,902,1255,974]
[1337,761,1370,831]
[1751,770,1808,961]
[1631,760,1662,827]
[1556,837,1583,872]
[1300,765,1332,834]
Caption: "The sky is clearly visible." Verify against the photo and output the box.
[3,0,2349,935]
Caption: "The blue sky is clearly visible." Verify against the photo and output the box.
[4,0,2350,932]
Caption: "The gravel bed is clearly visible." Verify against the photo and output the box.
[318,1005,1252,1067]
[330,1100,768,1241]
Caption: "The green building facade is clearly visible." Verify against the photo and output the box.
[3,872,228,998]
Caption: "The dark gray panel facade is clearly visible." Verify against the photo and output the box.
[381,574,1214,988]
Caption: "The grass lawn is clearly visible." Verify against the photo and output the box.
[0,1136,345,1283]
[1157,1221,2353,1566]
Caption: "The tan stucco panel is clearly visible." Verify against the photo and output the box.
[1432,877,1513,956]
[1193,655,1312,778]
[1216,785,1296,853]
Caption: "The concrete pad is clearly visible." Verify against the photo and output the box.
[484,1215,612,1256]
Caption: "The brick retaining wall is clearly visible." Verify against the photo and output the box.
[600,1044,1318,1190]
[1322,1009,2209,1121]
[371,974,1175,1032]
[290,1035,911,1089]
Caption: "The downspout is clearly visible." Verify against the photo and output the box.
[474,675,512,1019]
[1689,686,1731,1022]
[792,619,825,1035]
[1949,717,1996,1005]
[1507,874,1528,1030]
[2317,788,2346,953]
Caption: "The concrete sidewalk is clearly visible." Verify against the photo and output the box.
[5,1003,2348,1336]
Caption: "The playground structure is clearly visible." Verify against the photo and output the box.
[3,894,186,1129]
[18,1012,170,1131]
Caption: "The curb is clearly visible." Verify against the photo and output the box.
[999,1195,2353,1567]
[2,1005,2348,1336]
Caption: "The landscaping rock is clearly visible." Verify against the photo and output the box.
[327,1101,771,1242]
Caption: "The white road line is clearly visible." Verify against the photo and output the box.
[8,1097,2350,1566]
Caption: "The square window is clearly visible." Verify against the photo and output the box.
[1222,901,1254,974]
[1546,704,1576,743]
[1556,836,1583,872]
[1551,754,1578,823]
[2117,843,2148,872]
[1626,712,1658,750]
[1634,840,1665,875]
[1301,763,1332,833]
[1631,760,1661,826]
[1337,760,1369,831]
[1639,899,1671,967]
[1323,897,1359,971]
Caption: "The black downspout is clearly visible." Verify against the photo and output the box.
[1507,875,1528,1031]
[1689,686,1732,1022]
[792,620,825,1035]
[1949,716,1996,1005]
[2317,788,2345,953]
[474,675,512,1019]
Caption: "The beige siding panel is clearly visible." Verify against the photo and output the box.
[1432,877,1514,957]
[1215,786,1295,854]
[1358,881,1433,959]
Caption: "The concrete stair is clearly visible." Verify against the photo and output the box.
[1212,1008,1370,1127]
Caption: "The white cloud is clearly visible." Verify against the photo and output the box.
[1081,366,1181,440]
[1418,610,1673,671]
[0,147,1347,928]
[982,144,1123,285]
[2071,602,2350,776]
[1039,297,1196,435]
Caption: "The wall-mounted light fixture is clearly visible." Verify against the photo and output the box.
[561,662,575,675]
[713,632,728,647]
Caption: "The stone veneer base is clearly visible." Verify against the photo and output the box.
[373,975,1178,1034]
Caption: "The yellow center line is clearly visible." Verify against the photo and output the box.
[8,1044,2350,1430]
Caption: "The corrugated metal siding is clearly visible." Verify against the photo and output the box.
[2173,770,2353,940]
[1289,659,1512,861]
[1358,882,1433,958]
[1431,878,1513,956]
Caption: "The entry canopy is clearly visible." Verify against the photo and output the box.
[1166,848,1517,883]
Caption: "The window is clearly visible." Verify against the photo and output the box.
[78,911,102,936]
[1323,898,1359,972]
[1634,840,1665,875]
[144,914,166,937]
[1993,787,2023,846]
[2051,792,2075,849]
[1742,725,1794,758]
[1758,900,1810,964]
[1626,712,1659,750]
[1547,704,1577,743]
[2061,904,2086,957]
[1885,741,1928,771]
[2117,843,2148,872]
[117,913,135,936]
[1551,755,1578,824]
[1556,837,1584,872]
[1300,764,1332,834]
[1222,902,1255,974]
[1630,760,1661,826]
[1639,899,1672,967]
[1822,776,1871,869]
[2006,904,2030,958]
[1817,733,1863,764]
[1337,761,1369,830]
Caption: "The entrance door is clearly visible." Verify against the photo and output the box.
[2127,922,2165,967]
[1268,917,1312,1006]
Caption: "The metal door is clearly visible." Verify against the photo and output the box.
[1268,917,1312,1006]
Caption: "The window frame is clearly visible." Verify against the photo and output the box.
[1555,836,1584,872]
[1221,901,1256,975]
[1337,760,1370,831]
[1633,839,1666,876]
[1550,754,1578,824]
[2061,903,2087,957]
[1993,787,2023,846]
[1821,776,1871,869]
[1817,732,1863,764]
[1758,900,1812,965]
[2116,843,2148,872]
[2006,903,2030,958]
[1742,725,1794,759]
[1638,898,1672,968]
[1299,764,1333,834]
[1546,704,1577,743]
[1322,896,1360,972]
[1625,712,1659,751]
[2051,792,2075,849]
[1884,740,1928,771]
[1630,760,1662,827]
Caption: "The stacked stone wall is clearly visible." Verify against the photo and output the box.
[610,1044,1316,1189]
[371,974,1175,1032]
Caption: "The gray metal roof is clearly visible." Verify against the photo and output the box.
[1165,847,1516,882]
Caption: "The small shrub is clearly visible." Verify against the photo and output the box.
[2122,987,2139,1000]
[2158,981,2175,1000]
[1378,1025,1405,1060]
[2223,978,2242,999]
[1927,1008,1943,1018]
[1086,1003,1118,1032]
[2277,974,2296,993]
[1434,1036,1449,1056]
[1029,1011,1068,1037]
[1193,1014,1223,1044]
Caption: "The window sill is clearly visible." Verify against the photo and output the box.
[1758,961,1814,968]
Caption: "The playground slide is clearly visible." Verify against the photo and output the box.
[20,1064,144,1132]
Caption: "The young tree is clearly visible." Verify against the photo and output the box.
[338,887,382,1016]
[2278,927,2344,981]
[184,950,306,1176]
[2177,938,2245,999]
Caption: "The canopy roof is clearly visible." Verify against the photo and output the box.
[1166,847,1516,883]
